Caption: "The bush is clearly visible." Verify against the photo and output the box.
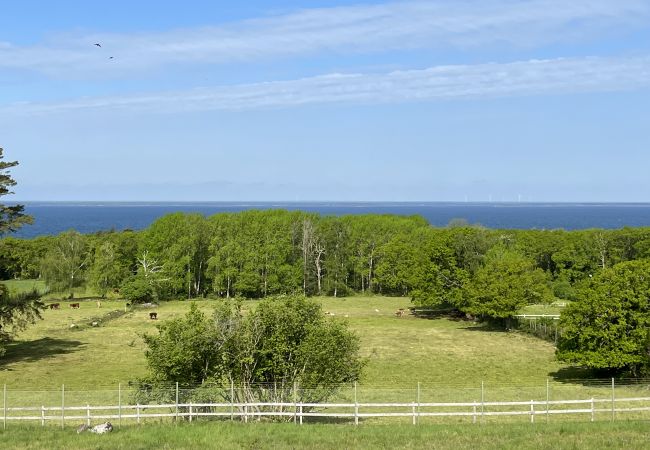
[120,277,156,303]
[140,296,365,419]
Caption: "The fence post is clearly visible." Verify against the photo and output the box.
[136,403,140,424]
[61,384,65,429]
[175,382,179,423]
[481,381,485,423]
[611,378,615,421]
[472,401,477,424]
[299,403,303,425]
[230,381,234,422]
[87,404,91,426]
[293,381,298,424]
[244,403,248,423]
[189,402,193,423]
[416,382,421,425]
[118,383,122,429]
[3,384,6,430]
[41,405,45,426]
[530,400,534,424]
[354,381,359,426]
[546,378,550,423]
[591,398,595,422]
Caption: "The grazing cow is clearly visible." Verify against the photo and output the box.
[70,303,80,309]
[149,312,158,320]
[49,303,60,310]
[395,309,405,317]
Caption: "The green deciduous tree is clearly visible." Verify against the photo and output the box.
[40,230,90,298]
[408,229,468,308]
[557,260,650,376]
[141,296,364,417]
[462,247,553,326]
[89,240,130,297]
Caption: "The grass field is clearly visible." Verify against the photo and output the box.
[0,293,566,388]
[2,281,650,445]
[1,281,648,420]
[1,421,649,449]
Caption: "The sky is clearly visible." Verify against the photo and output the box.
[1,0,650,202]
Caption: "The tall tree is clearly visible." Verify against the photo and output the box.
[40,230,90,298]
[0,148,33,235]
[557,260,650,376]
[0,148,41,357]
[462,247,553,326]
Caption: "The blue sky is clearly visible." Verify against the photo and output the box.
[2,0,650,201]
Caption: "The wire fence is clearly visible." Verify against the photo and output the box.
[3,379,650,428]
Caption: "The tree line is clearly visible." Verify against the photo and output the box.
[2,211,650,313]
[4,209,650,375]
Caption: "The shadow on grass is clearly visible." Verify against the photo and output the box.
[1,337,84,367]
[461,323,508,333]
[548,366,620,385]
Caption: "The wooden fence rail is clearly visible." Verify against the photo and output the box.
[3,397,650,426]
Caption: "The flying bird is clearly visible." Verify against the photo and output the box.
[94,43,101,47]
[109,56,114,59]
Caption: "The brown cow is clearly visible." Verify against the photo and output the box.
[70,303,80,309]
[395,308,405,317]
[149,312,158,320]
[49,303,60,310]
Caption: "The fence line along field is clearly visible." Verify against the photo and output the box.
[4,384,650,427]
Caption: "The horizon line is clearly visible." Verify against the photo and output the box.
[12,200,650,205]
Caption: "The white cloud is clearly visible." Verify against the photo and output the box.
[3,55,649,115]
[0,0,648,77]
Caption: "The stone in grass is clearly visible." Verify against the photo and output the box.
[77,422,113,434]
[90,422,113,434]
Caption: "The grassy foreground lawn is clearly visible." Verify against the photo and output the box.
[1,421,649,449]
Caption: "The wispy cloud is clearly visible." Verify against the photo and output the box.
[1,0,648,77]
[3,55,649,115]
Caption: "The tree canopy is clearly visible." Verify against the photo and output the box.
[141,296,364,409]
[557,260,650,376]
[0,148,41,356]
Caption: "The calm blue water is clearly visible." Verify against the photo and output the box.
[9,202,650,238]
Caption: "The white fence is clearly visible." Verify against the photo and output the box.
[4,396,650,428]
[4,379,650,428]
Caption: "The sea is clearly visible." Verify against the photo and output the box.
[9,202,650,238]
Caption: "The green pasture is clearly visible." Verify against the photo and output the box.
[1,421,650,450]
[1,285,649,423]
[0,294,567,388]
